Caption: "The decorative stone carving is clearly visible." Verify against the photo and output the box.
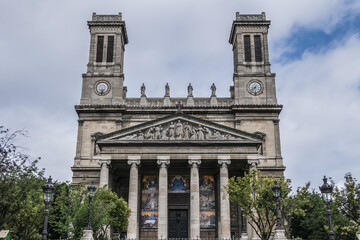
[165,83,170,97]
[211,83,216,97]
[188,157,201,167]
[141,83,146,97]
[117,119,243,141]
[95,143,101,155]
[127,157,140,167]
[157,157,170,167]
[188,83,193,97]
[218,157,231,167]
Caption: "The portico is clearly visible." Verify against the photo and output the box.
[89,113,262,239]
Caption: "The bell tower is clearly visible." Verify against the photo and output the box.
[229,12,277,105]
[80,13,128,105]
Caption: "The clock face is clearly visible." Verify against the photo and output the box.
[248,81,262,95]
[95,81,110,95]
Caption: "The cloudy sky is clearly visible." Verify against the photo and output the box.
[1,0,360,190]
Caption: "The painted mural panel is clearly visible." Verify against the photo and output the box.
[200,176,216,228]
[168,175,190,193]
[141,176,159,229]
[200,211,216,228]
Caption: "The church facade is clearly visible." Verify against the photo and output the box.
[71,12,284,240]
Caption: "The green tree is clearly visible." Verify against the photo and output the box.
[289,183,357,240]
[334,173,360,232]
[49,183,130,240]
[0,126,45,239]
[48,182,75,239]
[226,170,292,240]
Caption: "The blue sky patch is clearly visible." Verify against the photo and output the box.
[274,13,360,63]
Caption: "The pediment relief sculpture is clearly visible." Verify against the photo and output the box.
[117,120,244,141]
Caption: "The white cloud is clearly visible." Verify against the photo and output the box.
[275,35,360,189]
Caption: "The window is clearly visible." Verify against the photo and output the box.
[254,35,262,62]
[96,36,104,62]
[106,36,114,62]
[244,35,251,62]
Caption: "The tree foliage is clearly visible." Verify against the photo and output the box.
[334,172,360,231]
[48,183,131,240]
[226,170,292,240]
[0,126,45,239]
[0,126,130,239]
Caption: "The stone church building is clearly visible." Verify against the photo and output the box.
[72,12,284,240]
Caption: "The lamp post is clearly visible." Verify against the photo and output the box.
[85,181,97,231]
[272,181,283,230]
[319,176,335,240]
[272,180,288,240]
[42,176,55,240]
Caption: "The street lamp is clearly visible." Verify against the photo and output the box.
[85,181,97,230]
[272,180,283,230]
[42,176,55,240]
[319,176,335,240]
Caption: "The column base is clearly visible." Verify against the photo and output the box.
[272,229,288,240]
[240,233,249,240]
[80,230,94,240]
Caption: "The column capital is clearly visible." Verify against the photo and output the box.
[94,156,111,167]
[273,119,280,124]
[98,159,111,167]
[188,156,201,167]
[218,156,231,167]
[127,156,141,166]
[247,155,261,169]
[157,156,170,168]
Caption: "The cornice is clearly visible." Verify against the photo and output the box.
[229,21,270,44]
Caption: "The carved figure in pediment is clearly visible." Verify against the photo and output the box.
[154,125,162,140]
[204,127,212,140]
[196,125,205,140]
[169,122,175,140]
[189,125,197,140]
[137,131,145,140]
[175,120,183,140]
[161,128,168,140]
[145,127,155,140]
[213,130,222,140]
[184,122,191,139]
[226,134,235,140]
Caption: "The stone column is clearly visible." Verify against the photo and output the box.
[218,156,231,240]
[157,156,170,239]
[189,156,201,239]
[97,158,111,188]
[127,156,141,239]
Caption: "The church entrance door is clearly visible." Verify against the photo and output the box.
[168,210,188,238]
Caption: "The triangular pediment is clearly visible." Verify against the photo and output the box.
[97,113,263,144]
